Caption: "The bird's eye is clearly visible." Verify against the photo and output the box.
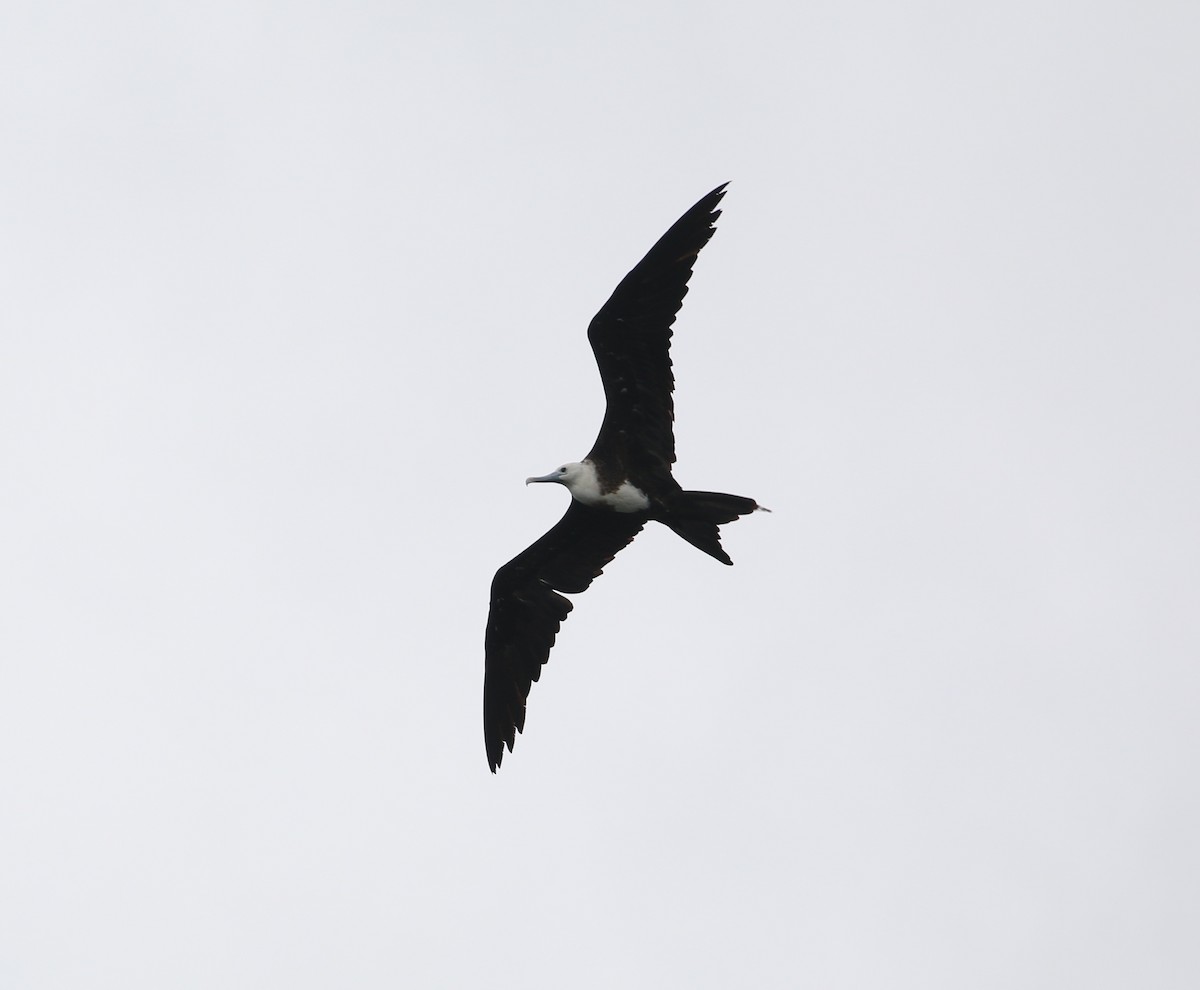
[559,466,567,472]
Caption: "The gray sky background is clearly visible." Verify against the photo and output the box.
[3,2,1198,987]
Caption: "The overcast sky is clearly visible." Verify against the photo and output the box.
[2,2,1198,987]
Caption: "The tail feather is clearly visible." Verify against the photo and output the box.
[662,490,763,565]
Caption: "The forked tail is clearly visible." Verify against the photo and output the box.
[662,490,766,565]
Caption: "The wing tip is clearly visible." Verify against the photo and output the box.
[707,181,731,211]
[486,731,515,773]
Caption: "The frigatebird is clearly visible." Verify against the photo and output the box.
[483,184,765,772]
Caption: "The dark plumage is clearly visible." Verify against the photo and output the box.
[483,185,764,772]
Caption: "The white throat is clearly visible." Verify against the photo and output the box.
[563,461,650,513]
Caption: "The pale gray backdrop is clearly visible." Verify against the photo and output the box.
[2,1,1197,987]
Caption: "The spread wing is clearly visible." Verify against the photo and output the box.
[585,183,727,485]
[483,502,645,772]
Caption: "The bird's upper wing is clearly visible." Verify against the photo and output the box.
[484,501,645,771]
[585,183,727,485]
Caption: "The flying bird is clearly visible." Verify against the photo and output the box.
[483,184,765,772]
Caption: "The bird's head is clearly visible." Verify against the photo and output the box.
[525,462,585,487]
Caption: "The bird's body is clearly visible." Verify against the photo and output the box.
[483,184,764,771]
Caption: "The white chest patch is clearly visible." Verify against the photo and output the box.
[564,461,650,513]
[596,480,652,513]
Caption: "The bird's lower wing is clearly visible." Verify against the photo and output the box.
[483,502,645,771]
